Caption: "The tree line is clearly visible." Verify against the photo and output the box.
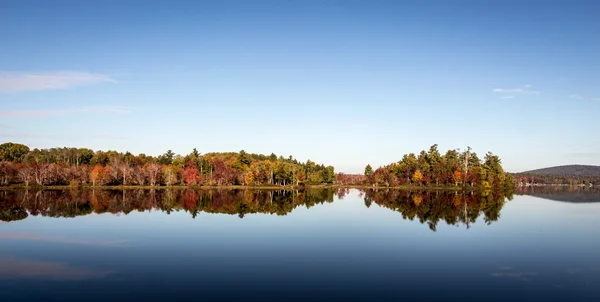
[337,145,514,189]
[0,142,335,187]
[511,173,599,186]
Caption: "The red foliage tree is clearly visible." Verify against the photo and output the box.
[184,166,199,185]
[0,161,17,186]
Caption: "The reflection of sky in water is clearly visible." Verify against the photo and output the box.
[0,257,111,280]
[1,190,599,301]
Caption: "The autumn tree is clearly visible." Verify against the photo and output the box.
[145,163,162,186]
[90,165,103,186]
[16,163,34,186]
[133,166,147,185]
[119,162,133,185]
[453,170,463,186]
[412,170,423,184]
[163,165,179,186]
[0,161,16,186]
[184,164,199,185]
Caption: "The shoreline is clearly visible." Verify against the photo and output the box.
[1,184,484,191]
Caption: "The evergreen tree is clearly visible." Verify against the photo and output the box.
[364,164,373,177]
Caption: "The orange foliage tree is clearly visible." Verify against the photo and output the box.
[412,170,423,184]
[453,170,463,186]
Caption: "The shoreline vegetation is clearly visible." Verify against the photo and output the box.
[0,183,591,191]
[0,184,467,191]
[1,142,514,191]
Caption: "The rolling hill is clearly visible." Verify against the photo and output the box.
[519,165,600,177]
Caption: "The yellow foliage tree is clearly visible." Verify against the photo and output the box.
[412,169,423,184]
[244,170,255,186]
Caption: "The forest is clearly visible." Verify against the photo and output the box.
[0,142,335,187]
[0,142,514,189]
[512,173,600,186]
[338,144,514,190]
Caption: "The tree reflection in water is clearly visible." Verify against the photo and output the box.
[360,189,513,231]
[0,189,512,231]
[514,186,600,203]
[0,189,336,221]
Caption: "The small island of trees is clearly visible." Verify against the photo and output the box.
[338,144,514,190]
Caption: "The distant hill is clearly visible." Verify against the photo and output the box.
[519,165,600,177]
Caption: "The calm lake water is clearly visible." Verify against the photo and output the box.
[1,188,599,302]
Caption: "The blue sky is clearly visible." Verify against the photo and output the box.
[0,0,599,173]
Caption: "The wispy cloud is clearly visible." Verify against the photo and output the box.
[492,88,540,95]
[0,106,133,117]
[0,123,9,129]
[0,71,115,93]
[593,98,600,101]
[568,94,584,100]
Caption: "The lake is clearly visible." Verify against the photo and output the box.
[1,188,599,301]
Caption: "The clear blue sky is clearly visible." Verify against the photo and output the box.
[1,0,599,173]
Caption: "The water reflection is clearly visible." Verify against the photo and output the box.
[360,189,511,231]
[0,189,513,232]
[515,186,600,203]
[0,189,337,221]
[1,189,600,301]
[0,257,111,280]
[0,232,135,247]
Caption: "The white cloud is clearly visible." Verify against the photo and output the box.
[568,94,584,100]
[0,71,115,93]
[0,106,133,117]
[492,88,540,95]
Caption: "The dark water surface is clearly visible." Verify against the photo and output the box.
[0,188,599,302]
